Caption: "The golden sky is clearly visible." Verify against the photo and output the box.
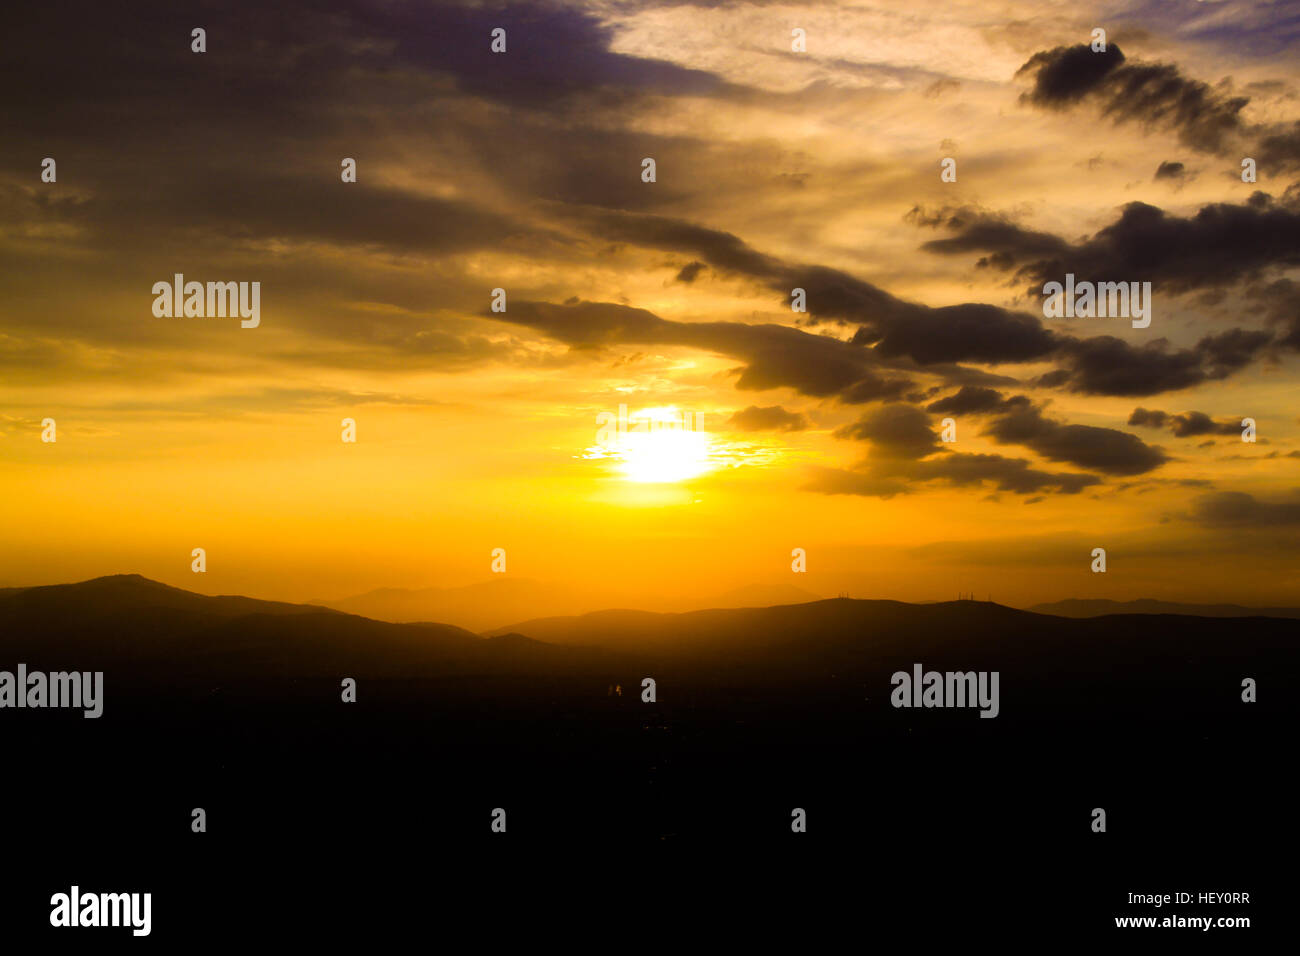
[2,0,1298,609]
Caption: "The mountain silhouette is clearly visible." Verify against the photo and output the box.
[485,597,1296,719]
[311,577,589,631]
[5,577,1294,706]
[2,573,1291,927]
[1028,597,1300,619]
[0,573,587,680]
[314,578,824,630]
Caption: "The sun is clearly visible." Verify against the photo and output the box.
[616,426,713,483]
[582,406,718,483]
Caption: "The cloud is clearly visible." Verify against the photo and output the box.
[1017,43,1128,106]
[863,303,1058,366]
[1128,407,1168,428]
[1258,120,1300,171]
[823,401,1109,496]
[912,198,1290,393]
[920,195,1300,293]
[728,405,809,432]
[494,299,911,400]
[803,467,909,499]
[905,453,1099,495]
[1253,278,1300,351]
[924,78,961,98]
[1131,410,1243,437]
[834,403,940,459]
[1,179,555,259]
[925,386,1015,415]
[1190,491,1300,527]
[675,261,706,283]
[1048,334,1260,398]
[398,2,729,109]
[571,207,1060,368]
[502,300,1171,479]
[1169,411,1240,437]
[806,452,1099,498]
[1017,43,1249,153]
[983,399,1168,475]
[1154,160,1186,181]
[1196,328,1276,375]
[911,204,1070,270]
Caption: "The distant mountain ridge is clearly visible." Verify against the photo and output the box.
[1028,597,1300,619]
[313,578,823,631]
[0,574,578,680]
[1,576,1296,729]
[0,573,340,620]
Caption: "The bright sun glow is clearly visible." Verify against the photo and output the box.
[581,406,718,483]
[616,427,713,483]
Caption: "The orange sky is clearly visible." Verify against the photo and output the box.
[2,0,1298,610]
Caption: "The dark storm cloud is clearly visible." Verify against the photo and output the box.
[531,206,1268,403]
[806,452,1099,498]
[6,0,1288,464]
[1154,161,1187,181]
[6,180,559,257]
[983,399,1168,475]
[1190,491,1300,527]
[1017,43,1249,153]
[833,404,940,459]
[837,373,917,404]
[871,304,1058,365]
[495,299,906,399]
[574,204,1274,403]
[911,197,1293,393]
[728,405,809,432]
[1196,328,1275,375]
[1048,335,1258,398]
[2,0,747,380]
[1017,43,1128,106]
[4,0,727,145]
[495,300,1022,411]
[1128,407,1168,428]
[1258,121,1300,170]
[925,386,1014,415]
[370,1,729,109]
[810,401,1106,494]
[827,399,1151,485]
[676,261,706,283]
[572,207,1061,368]
[904,454,1099,495]
[5,2,362,145]
[568,207,796,283]
[1168,411,1242,437]
[3,0,736,256]
[919,196,1300,293]
[803,468,910,499]
[1252,278,1300,351]
[1045,327,1268,398]
[911,205,1070,269]
[1129,409,1242,437]
[909,364,1022,390]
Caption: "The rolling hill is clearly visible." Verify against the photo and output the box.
[314,578,824,630]
[1028,597,1300,619]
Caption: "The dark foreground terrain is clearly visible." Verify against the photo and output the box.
[1,575,1292,941]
